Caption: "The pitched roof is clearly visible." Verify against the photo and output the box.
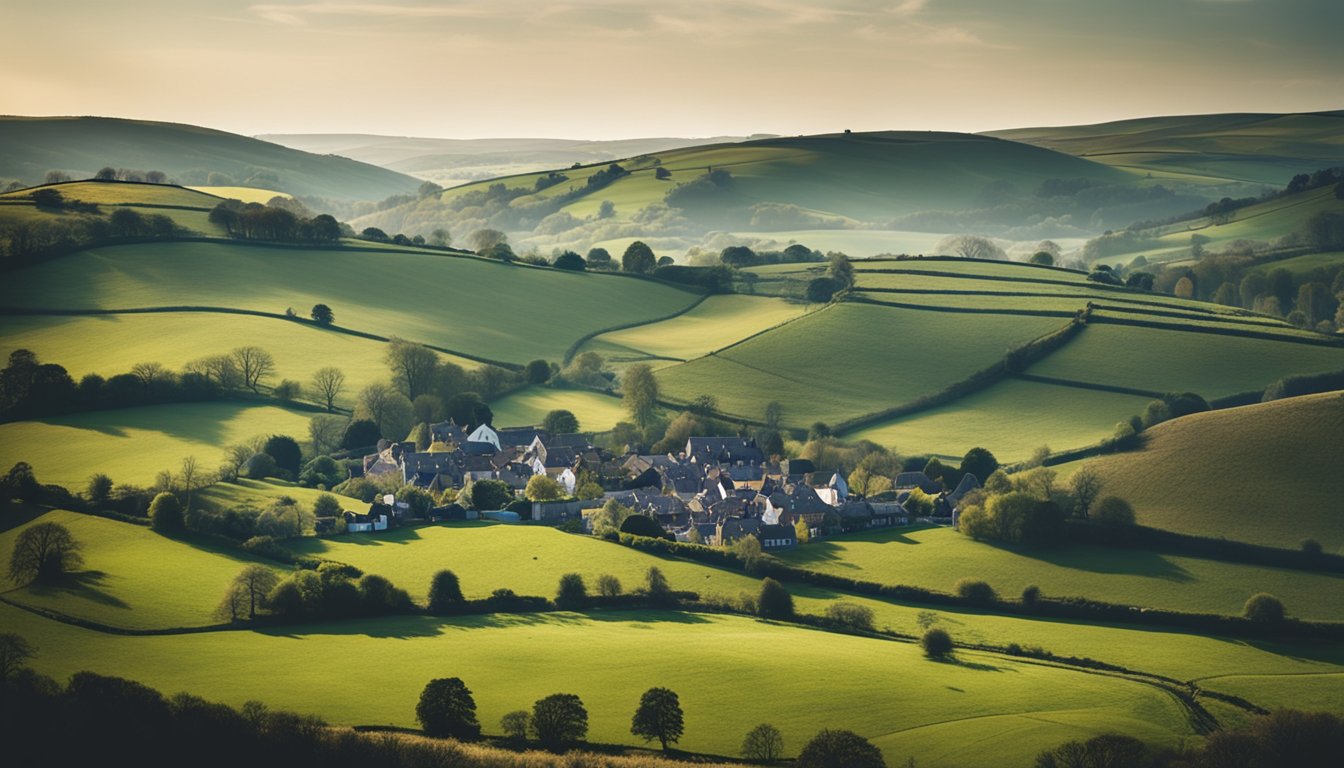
[685,437,765,465]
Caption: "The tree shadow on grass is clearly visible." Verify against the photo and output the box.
[255,608,711,640]
[998,542,1195,583]
[930,654,1012,673]
[27,570,130,610]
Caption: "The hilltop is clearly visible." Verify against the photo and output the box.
[0,116,423,201]
[988,110,1344,186]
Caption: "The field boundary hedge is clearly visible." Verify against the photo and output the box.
[562,293,710,365]
[849,294,1079,318]
[1064,520,1344,574]
[1088,312,1344,348]
[1014,373,1165,399]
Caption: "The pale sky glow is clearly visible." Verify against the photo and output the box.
[3,0,1341,139]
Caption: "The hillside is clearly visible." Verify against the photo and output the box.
[349,130,1148,255]
[0,116,423,201]
[987,111,1344,186]
[1073,391,1344,551]
[0,180,228,236]
[257,133,764,187]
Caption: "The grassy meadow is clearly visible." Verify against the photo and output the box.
[775,525,1344,621]
[196,478,364,514]
[848,378,1154,461]
[0,312,479,409]
[0,510,279,629]
[486,387,631,431]
[582,295,813,362]
[1073,392,1344,551]
[0,402,317,488]
[656,302,1067,426]
[0,241,701,365]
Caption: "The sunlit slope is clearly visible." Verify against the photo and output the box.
[438,131,1128,223]
[0,116,422,199]
[1077,392,1344,551]
[0,180,227,234]
[0,241,701,365]
[987,111,1344,185]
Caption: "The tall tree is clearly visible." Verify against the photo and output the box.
[385,338,438,400]
[630,687,685,751]
[8,522,83,584]
[622,241,657,274]
[416,677,481,740]
[530,693,588,749]
[309,367,346,412]
[231,346,275,393]
[622,364,659,429]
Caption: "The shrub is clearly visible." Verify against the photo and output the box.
[1035,733,1150,768]
[825,602,876,631]
[242,452,278,480]
[357,573,412,615]
[1244,593,1285,623]
[500,710,530,741]
[921,627,953,659]
[796,729,886,768]
[555,573,588,610]
[262,435,302,477]
[1022,585,1041,606]
[148,492,185,535]
[596,574,622,597]
[428,570,464,613]
[1095,496,1136,526]
[758,577,794,619]
[954,578,997,605]
[619,514,666,539]
[1301,538,1323,557]
[415,677,481,740]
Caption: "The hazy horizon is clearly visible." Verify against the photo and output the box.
[5,1,1343,140]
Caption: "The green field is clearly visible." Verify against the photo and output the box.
[0,403,317,488]
[0,180,227,235]
[487,387,632,432]
[656,302,1067,426]
[0,510,279,629]
[0,241,702,365]
[1073,391,1344,551]
[583,295,813,362]
[776,525,1344,621]
[1027,324,1344,400]
[0,312,481,409]
[848,378,1154,461]
[5,601,1197,768]
[1252,251,1344,275]
[197,478,365,515]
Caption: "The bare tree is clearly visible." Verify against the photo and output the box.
[179,456,202,510]
[189,354,242,389]
[935,234,1007,261]
[384,338,438,400]
[232,346,275,393]
[310,366,346,412]
[1069,467,1104,519]
[130,361,168,388]
[0,633,36,681]
[308,414,348,456]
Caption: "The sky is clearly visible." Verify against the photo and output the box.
[3,0,1342,139]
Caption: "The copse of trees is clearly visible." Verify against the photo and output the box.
[208,199,342,243]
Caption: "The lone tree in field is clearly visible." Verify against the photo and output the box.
[149,492,185,535]
[758,578,794,620]
[309,366,346,412]
[428,569,464,613]
[921,627,954,659]
[530,693,588,750]
[0,633,36,681]
[631,686,685,751]
[1244,593,1286,623]
[796,729,886,768]
[7,522,83,584]
[310,304,334,325]
[741,723,785,762]
[416,677,481,740]
[622,363,659,429]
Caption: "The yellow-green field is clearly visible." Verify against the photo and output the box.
[197,478,365,514]
[1074,392,1344,551]
[0,403,317,488]
[0,510,279,629]
[0,312,478,409]
[776,525,1344,621]
[487,387,631,431]
[848,378,1154,461]
[583,295,813,362]
[0,180,221,207]
[187,185,289,203]
[0,241,701,365]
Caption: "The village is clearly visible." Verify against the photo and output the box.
[339,420,982,549]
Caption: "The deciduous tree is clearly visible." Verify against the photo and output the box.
[796,729,886,768]
[741,723,785,762]
[8,522,83,584]
[530,693,588,749]
[416,677,481,740]
[631,687,684,751]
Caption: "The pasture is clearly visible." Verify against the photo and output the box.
[583,295,812,362]
[0,311,478,409]
[0,241,702,365]
[1026,323,1344,399]
[0,510,278,629]
[196,478,365,515]
[655,302,1067,426]
[775,525,1344,621]
[847,378,1153,460]
[4,601,1196,768]
[187,185,289,203]
[487,387,631,432]
[0,403,317,488]
[1073,391,1344,551]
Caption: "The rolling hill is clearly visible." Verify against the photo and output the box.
[0,116,423,200]
[987,111,1344,186]
[1071,391,1344,551]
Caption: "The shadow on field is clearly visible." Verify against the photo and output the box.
[1009,544,1195,582]
[255,609,712,641]
[29,570,129,610]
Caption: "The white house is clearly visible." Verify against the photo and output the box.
[467,424,501,450]
[556,467,577,495]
